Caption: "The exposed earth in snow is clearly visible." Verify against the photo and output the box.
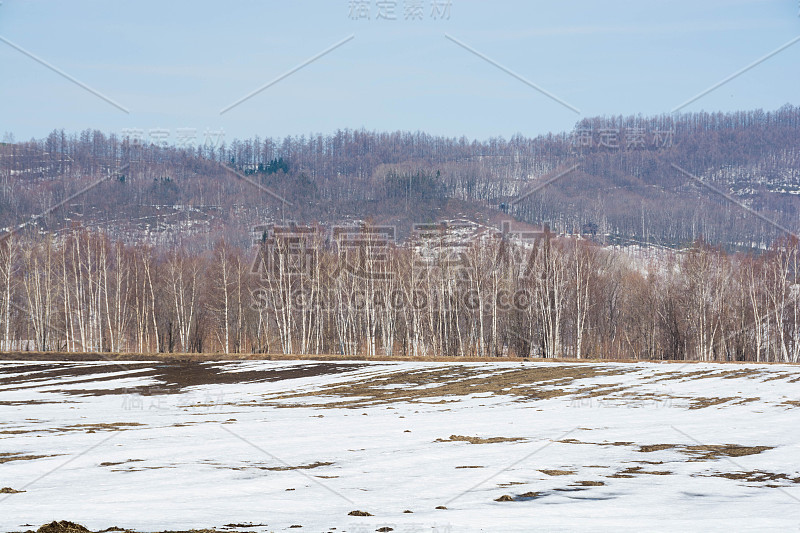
[1,360,799,532]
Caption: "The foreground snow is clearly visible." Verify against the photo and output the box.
[1,359,799,532]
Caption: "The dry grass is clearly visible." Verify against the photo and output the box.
[639,444,677,453]
[700,470,800,484]
[99,459,144,468]
[682,445,773,461]
[248,365,633,408]
[539,469,575,476]
[435,434,524,444]
[0,453,59,464]
[637,443,773,461]
[558,439,634,447]
[688,397,737,409]
[608,466,672,478]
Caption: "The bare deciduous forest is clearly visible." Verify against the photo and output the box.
[0,107,798,360]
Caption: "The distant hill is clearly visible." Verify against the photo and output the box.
[1,105,798,250]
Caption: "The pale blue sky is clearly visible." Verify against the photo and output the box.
[1,0,798,143]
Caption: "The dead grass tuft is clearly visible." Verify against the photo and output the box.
[688,397,737,409]
[701,470,800,483]
[639,444,677,453]
[539,469,574,476]
[435,435,524,444]
[680,444,773,461]
[0,452,59,464]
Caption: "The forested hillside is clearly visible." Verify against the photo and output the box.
[2,105,798,249]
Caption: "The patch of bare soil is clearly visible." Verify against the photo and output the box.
[649,370,717,383]
[99,459,144,468]
[558,439,633,447]
[435,434,524,444]
[498,485,603,502]
[539,469,575,476]
[17,523,247,533]
[59,423,144,433]
[638,444,677,453]
[717,370,765,380]
[0,361,369,397]
[761,373,797,382]
[700,470,800,484]
[497,481,526,487]
[230,461,333,472]
[0,400,65,406]
[0,487,25,493]
[258,364,631,408]
[37,522,91,533]
[688,397,737,409]
[608,466,672,478]
[638,443,772,461]
[0,453,60,464]
[681,444,773,461]
[265,461,333,471]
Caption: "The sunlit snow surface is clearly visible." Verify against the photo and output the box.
[1,360,800,532]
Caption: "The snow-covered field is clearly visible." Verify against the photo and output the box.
[1,359,800,532]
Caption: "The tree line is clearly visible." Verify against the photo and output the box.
[0,227,797,361]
